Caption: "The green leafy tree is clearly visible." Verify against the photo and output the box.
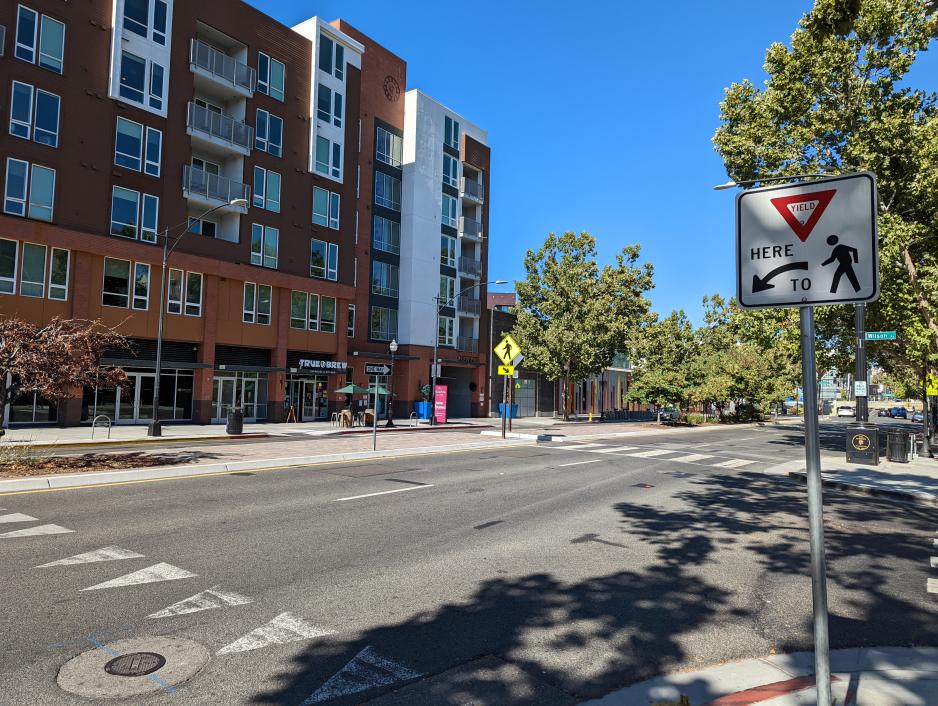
[628,310,701,419]
[512,232,654,419]
[713,0,938,381]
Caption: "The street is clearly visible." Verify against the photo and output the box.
[1,420,935,705]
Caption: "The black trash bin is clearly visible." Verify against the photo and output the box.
[887,430,912,463]
[226,408,244,435]
[846,423,879,465]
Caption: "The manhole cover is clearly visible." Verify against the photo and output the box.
[104,652,165,677]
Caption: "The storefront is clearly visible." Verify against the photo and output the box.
[7,387,57,425]
[81,368,195,425]
[284,354,348,422]
[211,371,268,423]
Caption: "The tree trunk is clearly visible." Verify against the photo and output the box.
[903,246,938,348]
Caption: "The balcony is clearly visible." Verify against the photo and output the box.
[458,256,482,278]
[460,177,484,204]
[457,336,479,353]
[457,295,482,317]
[186,102,253,157]
[190,38,255,99]
[459,216,483,241]
[182,166,250,214]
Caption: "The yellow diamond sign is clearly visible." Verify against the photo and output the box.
[494,334,521,366]
[927,373,938,397]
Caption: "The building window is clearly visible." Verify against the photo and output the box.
[188,217,217,238]
[167,268,182,313]
[312,187,340,229]
[370,306,398,341]
[4,158,54,222]
[444,115,460,149]
[443,154,458,187]
[438,316,455,347]
[347,304,355,337]
[145,127,162,176]
[373,216,400,255]
[0,240,18,294]
[308,293,320,330]
[243,282,272,325]
[310,239,338,281]
[374,172,401,211]
[149,63,165,111]
[290,291,307,330]
[442,194,458,227]
[20,242,46,298]
[315,136,342,179]
[185,272,203,316]
[167,269,201,316]
[320,296,336,333]
[132,262,149,310]
[48,248,69,300]
[255,109,283,157]
[114,118,161,176]
[117,50,165,112]
[440,235,456,267]
[123,0,168,46]
[376,127,402,168]
[318,34,344,80]
[15,7,65,74]
[317,85,342,127]
[250,223,279,269]
[110,187,158,242]
[439,275,456,307]
[9,82,60,147]
[141,194,159,243]
[252,166,281,212]
[257,52,285,102]
[371,261,399,298]
[103,258,132,308]
[242,282,255,323]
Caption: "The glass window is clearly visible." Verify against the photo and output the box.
[290,291,307,329]
[34,89,60,147]
[331,142,342,178]
[334,44,344,80]
[347,304,355,337]
[255,110,282,156]
[255,109,268,152]
[15,6,38,64]
[317,84,332,123]
[133,262,149,310]
[445,116,460,149]
[28,164,54,221]
[438,316,455,346]
[320,296,336,333]
[266,171,281,212]
[371,261,399,298]
[185,272,202,316]
[4,159,28,216]
[20,242,46,297]
[0,239,18,294]
[376,127,402,168]
[123,0,148,37]
[439,275,456,306]
[10,81,33,140]
[310,239,327,279]
[332,92,343,128]
[264,227,278,269]
[312,187,329,227]
[308,293,319,330]
[119,51,146,104]
[250,224,263,266]
[102,258,131,308]
[257,52,269,94]
[329,191,340,229]
[327,243,338,281]
[48,247,68,301]
[315,136,330,175]
[370,307,398,341]
[145,126,162,176]
[440,235,456,267]
[256,284,272,325]
[148,62,164,111]
[443,154,458,187]
[252,166,266,209]
[38,15,65,73]
[242,282,256,323]
[258,52,284,102]
[269,59,285,102]
[110,186,139,238]
[167,268,182,314]
[373,216,400,254]
[318,35,333,75]
[375,172,401,210]
[153,1,167,44]
[115,118,143,170]
[442,194,458,227]
[141,194,158,243]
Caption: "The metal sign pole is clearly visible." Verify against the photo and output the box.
[855,304,868,421]
[800,305,832,706]
[501,374,508,439]
[372,387,378,451]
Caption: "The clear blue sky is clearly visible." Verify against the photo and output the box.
[250,0,938,322]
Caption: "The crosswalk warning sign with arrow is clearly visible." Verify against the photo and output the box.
[495,334,521,366]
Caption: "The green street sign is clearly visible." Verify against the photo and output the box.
[865,331,897,341]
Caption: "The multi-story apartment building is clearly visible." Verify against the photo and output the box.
[0,1,491,427]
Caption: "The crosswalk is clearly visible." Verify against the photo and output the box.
[553,440,760,470]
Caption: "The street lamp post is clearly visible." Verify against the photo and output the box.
[147,198,248,437]
[386,338,398,427]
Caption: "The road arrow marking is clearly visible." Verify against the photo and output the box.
[0,523,74,538]
[80,562,197,591]
[148,586,253,618]
[0,512,38,523]
[35,546,144,568]
[751,262,809,292]
[300,646,423,704]
[217,612,335,655]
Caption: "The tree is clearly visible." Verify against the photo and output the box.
[0,317,129,430]
[512,232,654,419]
[628,310,701,419]
[713,0,938,379]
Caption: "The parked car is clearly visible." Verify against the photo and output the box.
[912,411,925,423]
[877,408,890,417]
[836,405,855,417]
[658,408,678,422]
[890,406,908,419]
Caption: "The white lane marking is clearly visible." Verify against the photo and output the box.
[80,563,197,591]
[712,458,756,468]
[561,443,604,449]
[301,646,423,704]
[931,557,938,568]
[590,446,640,454]
[0,513,38,523]
[558,459,602,468]
[928,578,938,594]
[335,485,433,502]
[148,585,252,618]
[217,612,335,655]
[0,524,74,538]
[36,546,144,568]
[667,454,713,463]
[625,449,676,458]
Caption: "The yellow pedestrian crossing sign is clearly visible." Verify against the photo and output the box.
[495,334,521,366]
[927,373,938,397]
[497,365,515,376]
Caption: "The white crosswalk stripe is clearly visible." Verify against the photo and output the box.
[667,454,713,463]
[589,445,640,454]
[625,449,676,458]
[712,458,756,468]
[562,443,605,450]
[928,578,938,594]
[0,513,38,524]
[148,585,252,618]
[35,546,144,568]
[217,612,335,655]
[0,524,74,538]
[81,563,197,591]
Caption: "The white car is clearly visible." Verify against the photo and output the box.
[836,405,855,417]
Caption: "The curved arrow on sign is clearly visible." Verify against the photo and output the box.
[752,262,809,293]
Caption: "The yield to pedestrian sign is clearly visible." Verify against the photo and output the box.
[737,173,878,309]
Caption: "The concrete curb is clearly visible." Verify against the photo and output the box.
[0,439,533,493]
[787,470,938,507]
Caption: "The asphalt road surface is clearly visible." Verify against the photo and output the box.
[1,420,935,705]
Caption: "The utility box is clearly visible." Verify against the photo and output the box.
[886,430,912,463]
[846,423,879,465]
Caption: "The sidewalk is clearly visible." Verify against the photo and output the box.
[582,647,938,705]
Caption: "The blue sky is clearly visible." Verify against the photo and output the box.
[251,0,938,322]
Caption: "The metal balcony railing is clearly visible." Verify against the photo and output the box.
[456,295,482,316]
[460,177,484,203]
[459,216,483,240]
[457,336,479,353]
[458,256,482,277]
[182,165,250,208]
[190,38,256,94]
[187,102,254,153]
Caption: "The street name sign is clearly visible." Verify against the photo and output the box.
[865,331,896,341]
[497,365,515,376]
[737,173,878,309]
[494,334,522,366]
[365,364,392,376]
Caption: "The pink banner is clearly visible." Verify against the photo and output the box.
[433,385,448,424]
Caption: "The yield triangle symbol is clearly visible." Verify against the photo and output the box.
[148,585,252,619]
[216,612,335,655]
[769,189,836,242]
[80,562,197,591]
[36,546,144,568]
[300,646,423,704]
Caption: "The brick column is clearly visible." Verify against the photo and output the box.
[267,287,291,423]
[192,275,218,424]
[62,253,94,426]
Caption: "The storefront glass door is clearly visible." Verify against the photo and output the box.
[115,373,155,424]
[213,377,237,421]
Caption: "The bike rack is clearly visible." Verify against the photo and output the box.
[409,412,419,427]
[90,415,112,440]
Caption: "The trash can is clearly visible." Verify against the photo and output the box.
[886,430,912,463]
[226,408,244,435]
[846,423,879,465]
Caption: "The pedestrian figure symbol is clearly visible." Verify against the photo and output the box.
[502,341,513,360]
[820,235,860,294]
